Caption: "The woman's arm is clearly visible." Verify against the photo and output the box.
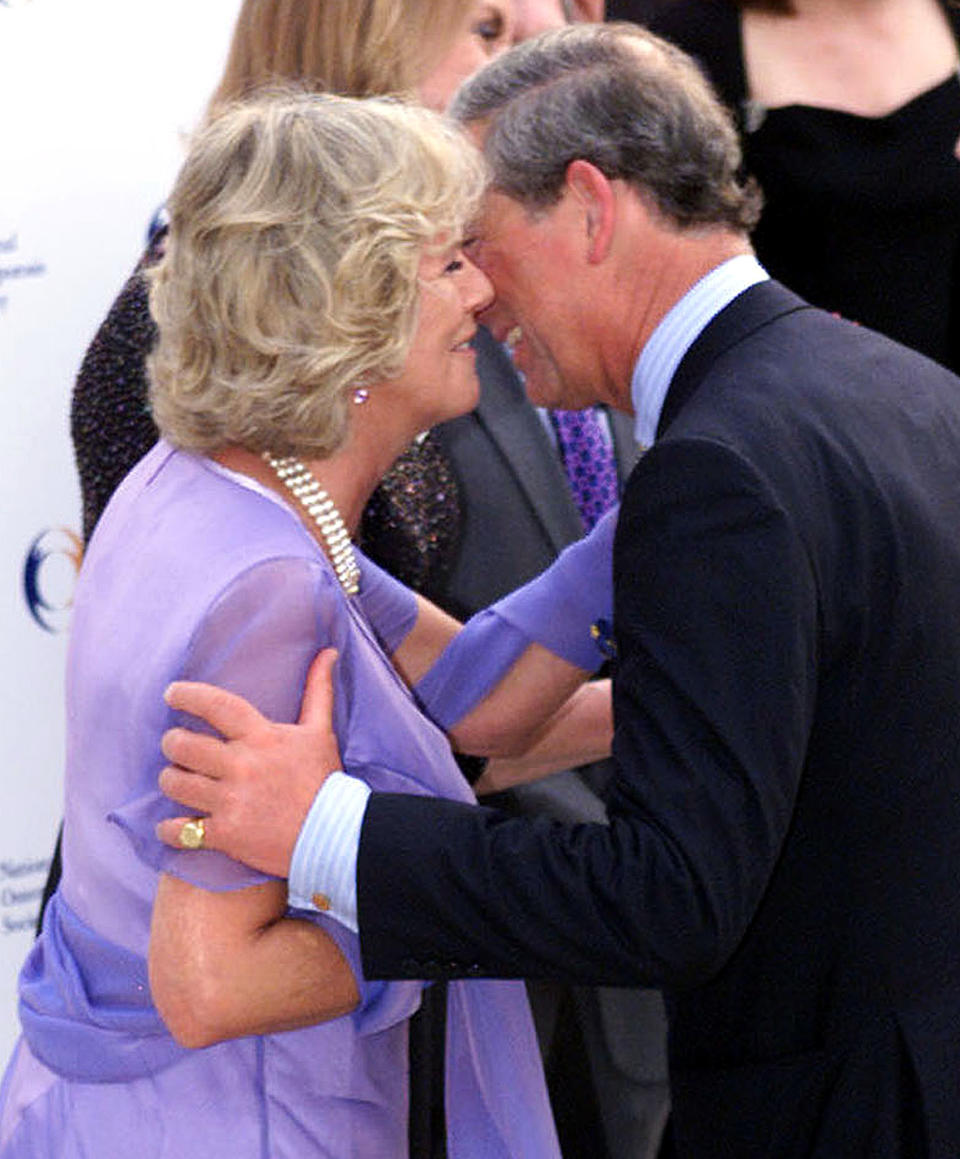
[444,640,591,757]
[359,585,595,758]
[153,520,614,880]
[364,507,616,752]
[473,679,612,794]
[149,874,359,1048]
[146,558,363,1047]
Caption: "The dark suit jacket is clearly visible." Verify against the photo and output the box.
[355,283,960,1155]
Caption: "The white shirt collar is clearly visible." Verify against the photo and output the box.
[631,254,768,447]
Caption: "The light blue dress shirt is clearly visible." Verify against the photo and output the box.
[288,254,770,929]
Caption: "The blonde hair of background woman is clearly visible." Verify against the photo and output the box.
[207,0,473,114]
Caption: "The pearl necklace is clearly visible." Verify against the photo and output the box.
[262,453,361,595]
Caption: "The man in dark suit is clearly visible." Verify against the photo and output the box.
[158,24,960,1155]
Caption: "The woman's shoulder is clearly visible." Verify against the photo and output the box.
[87,444,335,607]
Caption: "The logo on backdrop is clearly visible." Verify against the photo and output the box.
[23,528,82,633]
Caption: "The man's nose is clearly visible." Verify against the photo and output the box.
[465,260,495,315]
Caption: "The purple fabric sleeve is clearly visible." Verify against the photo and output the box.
[412,509,616,727]
[414,615,529,730]
[491,505,617,667]
[353,549,419,655]
[414,506,617,729]
[109,557,335,892]
[103,555,422,1027]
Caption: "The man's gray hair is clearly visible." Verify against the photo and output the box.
[449,22,761,231]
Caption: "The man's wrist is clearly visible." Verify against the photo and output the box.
[287,770,370,932]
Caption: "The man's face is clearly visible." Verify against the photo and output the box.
[467,189,600,409]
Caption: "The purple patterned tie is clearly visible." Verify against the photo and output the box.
[550,407,619,530]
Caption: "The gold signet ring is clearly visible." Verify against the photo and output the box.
[178,818,206,850]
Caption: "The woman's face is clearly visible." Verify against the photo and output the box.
[384,242,494,427]
[418,2,514,111]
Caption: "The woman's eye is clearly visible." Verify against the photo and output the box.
[445,258,465,275]
[473,12,505,46]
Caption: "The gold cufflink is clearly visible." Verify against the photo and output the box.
[311,892,331,912]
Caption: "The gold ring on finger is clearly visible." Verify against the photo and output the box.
[178,817,206,850]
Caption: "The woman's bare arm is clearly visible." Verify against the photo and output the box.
[391,597,595,756]
[388,593,462,687]
[149,873,359,1048]
[473,679,612,794]
[389,509,614,752]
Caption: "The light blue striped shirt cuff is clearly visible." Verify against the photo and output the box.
[287,770,370,932]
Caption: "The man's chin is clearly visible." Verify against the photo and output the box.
[522,372,572,411]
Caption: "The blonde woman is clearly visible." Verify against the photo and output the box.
[53,11,516,1150]
[0,92,609,1157]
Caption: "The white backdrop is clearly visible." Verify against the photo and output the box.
[0,0,241,1058]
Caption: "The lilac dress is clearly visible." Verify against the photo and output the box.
[0,441,560,1159]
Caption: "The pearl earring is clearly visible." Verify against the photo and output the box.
[353,387,369,405]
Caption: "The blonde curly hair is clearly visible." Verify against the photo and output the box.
[147,91,487,458]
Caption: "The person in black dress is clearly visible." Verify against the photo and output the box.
[608,0,960,373]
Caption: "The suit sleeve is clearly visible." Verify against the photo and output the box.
[356,438,819,989]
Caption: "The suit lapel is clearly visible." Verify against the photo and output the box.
[471,328,584,552]
[657,280,811,438]
[607,407,642,488]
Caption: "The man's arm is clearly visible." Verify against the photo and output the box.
[158,439,817,988]
[352,439,819,987]
[157,659,614,879]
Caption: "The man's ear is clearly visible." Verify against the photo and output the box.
[565,159,616,264]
